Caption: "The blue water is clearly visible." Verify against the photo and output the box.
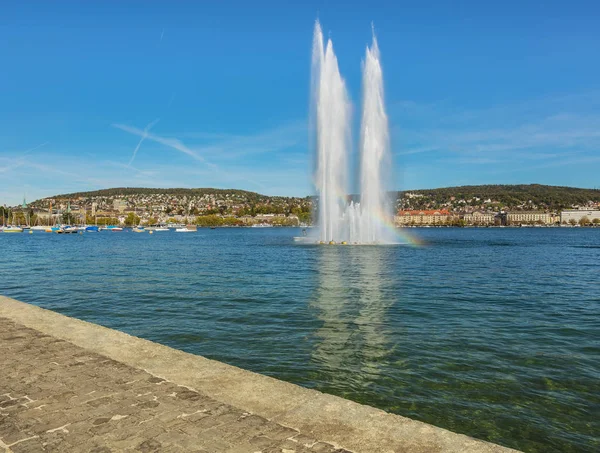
[1,228,599,452]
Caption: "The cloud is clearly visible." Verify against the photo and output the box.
[179,120,306,160]
[126,118,160,166]
[23,141,49,155]
[104,160,158,177]
[113,123,207,162]
[393,92,600,165]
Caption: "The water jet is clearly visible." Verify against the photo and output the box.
[311,21,393,244]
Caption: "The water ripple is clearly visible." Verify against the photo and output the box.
[1,227,599,452]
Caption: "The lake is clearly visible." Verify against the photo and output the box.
[1,227,598,452]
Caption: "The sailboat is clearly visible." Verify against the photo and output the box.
[20,196,31,230]
[31,203,47,231]
[3,212,23,233]
[3,227,24,233]
[176,202,197,232]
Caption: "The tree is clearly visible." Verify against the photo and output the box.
[593,218,600,225]
[96,217,119,226]
[298,211,312,225]
[124,212,140,226]
[579,216,590,226]
[569,219,577,226]
[194,215,224,227]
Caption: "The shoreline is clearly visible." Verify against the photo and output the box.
[0,296,519,452]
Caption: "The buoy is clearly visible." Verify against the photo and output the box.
[341,241,347,245]
[29,230,33,234]
[319,241,324,245]
[149,230,153,234]
[329,241,336,245]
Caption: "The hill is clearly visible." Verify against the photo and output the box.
[397,184,600,211]
[25,184,600,213]
[51,187,271,203]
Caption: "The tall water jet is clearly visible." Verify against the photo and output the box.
[311,21,351,242]
[356,28,391,244]
[310,21,393,244]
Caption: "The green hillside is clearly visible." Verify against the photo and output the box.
[397,184,600,210]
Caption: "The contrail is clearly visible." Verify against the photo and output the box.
[127,118,160,166]
[113,122,206,163]
[22,141,49,156]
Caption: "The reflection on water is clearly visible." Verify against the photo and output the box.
[311,247,395,391]
[1,228,599,453]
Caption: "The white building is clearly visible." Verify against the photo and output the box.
[464,211,496,225]
[507,211,553,225]
[560,210,600,224]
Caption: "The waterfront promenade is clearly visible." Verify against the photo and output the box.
[0,296,517,453]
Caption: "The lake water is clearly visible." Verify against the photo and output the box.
[1,227,598,452]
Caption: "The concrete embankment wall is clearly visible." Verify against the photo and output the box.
[0,296,519,453]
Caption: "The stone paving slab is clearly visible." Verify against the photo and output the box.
[0,296,519,452]
[0,317,344,453]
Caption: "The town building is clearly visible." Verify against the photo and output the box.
[395,209,454,226]
[506,211,553,225]
[560,210,600,224]
[113,199,127,213]
[463,211,496,225]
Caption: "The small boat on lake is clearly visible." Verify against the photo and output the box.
[85,225,99,232]
[104,225,123,232]
[175,224,197,233]
[132,226,145,233]
[252,223,273,228]
[2,226,23,233]
[55,225,78,234]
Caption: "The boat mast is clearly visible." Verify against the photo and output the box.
[22,195,28,227]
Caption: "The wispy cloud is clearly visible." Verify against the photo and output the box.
[159,28,165,43]
[113,123,208,163]
[23,141,49,155]
[104,160,158,177]
[126,118,159,166]
[179,120,306,160]
[393,92,600,166]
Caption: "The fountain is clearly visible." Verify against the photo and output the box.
[311,21,393,244]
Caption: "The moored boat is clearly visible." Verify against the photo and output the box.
[251,223,273,228]
[2,226,23,233]
[175,224,197,233]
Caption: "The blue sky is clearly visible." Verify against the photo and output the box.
[1,1,599,205]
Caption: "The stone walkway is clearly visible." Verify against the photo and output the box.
[0,317,346,453]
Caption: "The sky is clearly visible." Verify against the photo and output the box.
[1,0,600,205]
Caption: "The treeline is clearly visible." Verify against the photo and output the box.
[398,184,600,210]
[52,187,271,202]
[25,184,600,213]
